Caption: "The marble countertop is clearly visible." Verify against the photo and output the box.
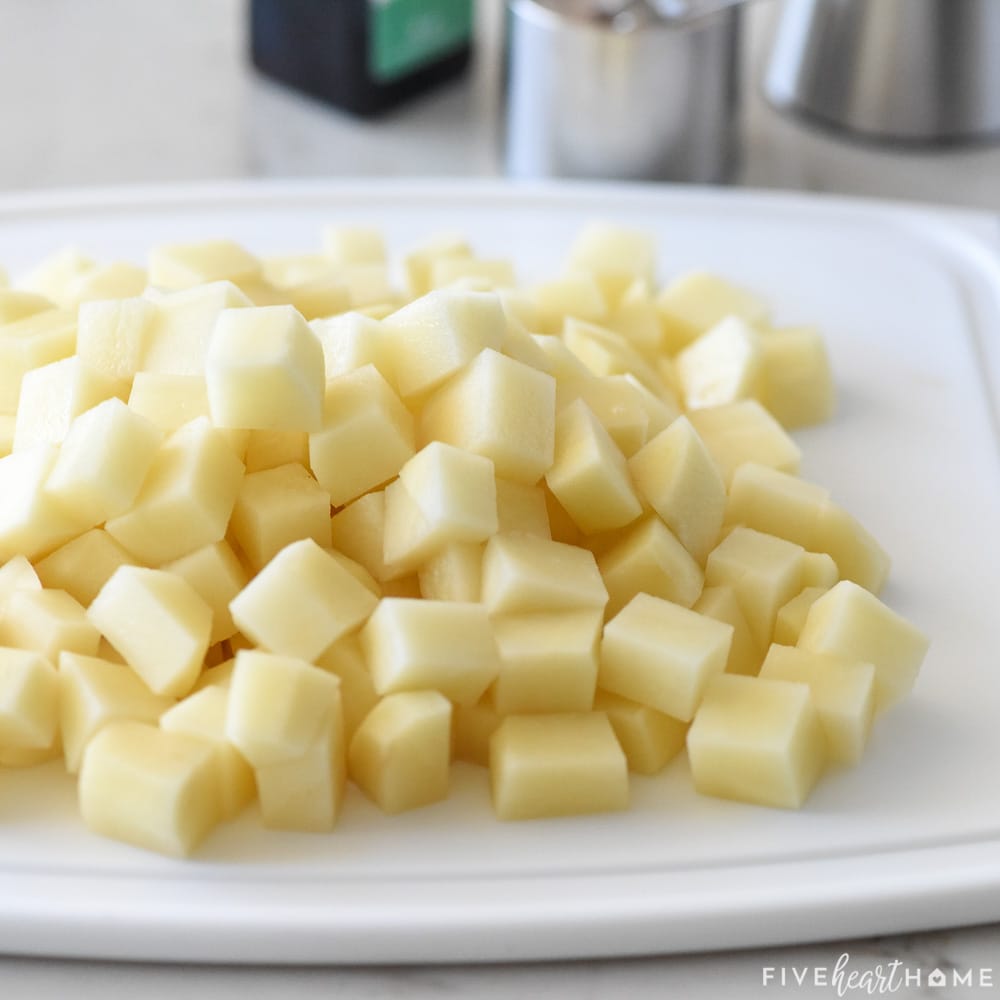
[0,0,997,995]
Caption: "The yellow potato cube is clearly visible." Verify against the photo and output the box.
[600,593,732,720]
[452,695,502,767]
[19,248,95,306]
[657,272,770,354]
[760,325,835,429]
[489,713,628,820]
[159,685,255,819]
[59,651,173,773]
[329,489,403,583]
[675,315,764,410]
[688,400,801,485]
[383,442,498,571]
[382,289,506,400]
[545,399,642,535]
[797,580,929,711]
[420,348,556,485]
[566,224,656,304]
[0,309,77,414]
[309,365,415,506]
[230,538,377,660]
[705,527,806,649]
[0,649,58,750]
[531,274,607,334]
[687,673,827,809]
[1,589,100,661]
[75,297,157,381]
[597,515,704,619]
[229,462,331,572]
[0,289,53,324]
[164,541,248,645]
[206,305,324,431]
[361,598,499,705]
[0,444,86,561]
[313,311,396,386]
[264,252,338,287]
[105,418,245,565]
[280,276,349,321]
[725,462,828,551]
[430,257,516,290]
[403,232,471,298]
[802,551,839,589]
[323,225,386,266]
[593,690,688,775]
[225,648,341,767]
[0,554,42,612]
[626,416,725,564]
[563,374,652,458]
[315,633,379,739]
[325,547,381,597]
[193,656,237,693]
[88,566,212,698]
[491,610,602,715]
[759,644,875,765]
[65,262,147,306]
[43,397,163,527]
[128,372,215,430]
[78,720,221,857]
[242,428,309,473]
[142,281,253,375]
[815,503,891,594]
[34,529,136,608]
[693,584,762,677]
[417,542,483,602]
[562,318,664,393]
[774,586,829,646]
[481,532,608,616]
[148,239,261,290]
[494,478,550,538]
[349,690,452,815]
[608,280,664,357]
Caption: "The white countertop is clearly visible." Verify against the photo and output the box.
[0,0,997,995]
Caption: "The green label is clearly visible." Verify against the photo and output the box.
[368,0,472,83]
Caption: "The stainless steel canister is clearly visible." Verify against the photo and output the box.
[504,1,745,183]
[765,0,1000,144]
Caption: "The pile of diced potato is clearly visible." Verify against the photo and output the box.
[0,224,929,857]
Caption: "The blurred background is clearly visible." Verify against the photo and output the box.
[0,0,998,208]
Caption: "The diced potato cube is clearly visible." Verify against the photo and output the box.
[600,593,732,720]
[760,325,835,429]
[593,690,688,775]
[78,720,221,857]
[693,585,762,676]
[627,416,726,563]
[0,309,77,414]
[597,515,704,619]
[326,548,381,597]
[141,281,253,375]
[566,224,656,304]
[382,290,506,400]
[452,695,502,766]
[562,374,652,458]
[34,530,136,608]
[420,348,556,485]
[0,444,86,561]
[313,312,396,385]
[0,289,53,324]
[489,713,628,820]
[531,274,607,334]
[759,644,875,765]
[206,305,324,431]
[59,651,173,773]
[1,589,100,661]
[43,398,163,527]
[193,656,237,693]
[774,586,829,646]
[495,478,550,538]
[329,489,403,583]
[688,400,801,485]
[383,442,497,571]
[104,418,245,565]
[797,580,929,710]
[802,551,839,589]
[686,673,826,809]
[815,502,890,594]
[349,690,452,814]
[255,708,346,832]
[263,252,337,287]
[128,372,215,431]
[148,239,261,290]
[430,257,515,290]
[231,538,377,661]
[280,276,349,321]
[562,318,664,393]
[417,542,483,602]
[403,232,471,298]
[675,315,763,410]
[491,610,601,715]
[309,365,415,506]
[0,554,42,612]
[160,685,255,819]
[0,649,59,750]
[705,526,806,649]
[315,633,379,739]
[657,272,770,354]
[242,428,309,473]
[225,649,341,767]
[545,399,642,535]
[65,262,147,306]
[20,248,95,306]
[88,566,212,698]
[76,297,157,381]
[164,541,248,645]
[323,226,386,266]
[725,462,828,551]
[481,532,608,616]
[608,280,664,357]
[229,462,331,572]
[361,598,499,705]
